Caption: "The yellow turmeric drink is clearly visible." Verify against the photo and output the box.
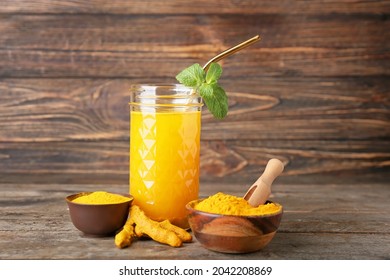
[130,110,201,229]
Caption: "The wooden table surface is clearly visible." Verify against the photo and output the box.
[0,183,389,260]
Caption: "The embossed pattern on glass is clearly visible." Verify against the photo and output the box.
[129,85,202,228]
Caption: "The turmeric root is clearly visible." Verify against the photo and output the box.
[114,220,136,249]
[130,205,183,247]
[159,220,192,242]
[115,205,192,249]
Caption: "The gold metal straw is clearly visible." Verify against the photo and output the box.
[202,35,261,71]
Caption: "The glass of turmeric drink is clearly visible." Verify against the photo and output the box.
[129,84,202,228]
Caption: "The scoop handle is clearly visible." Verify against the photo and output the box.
[245,159,284,207]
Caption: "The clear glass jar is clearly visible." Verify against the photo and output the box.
[129,84,203,228]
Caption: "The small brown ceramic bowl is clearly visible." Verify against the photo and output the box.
[186,199,283,254]
[65,192,133,237]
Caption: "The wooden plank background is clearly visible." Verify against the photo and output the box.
[0,0,389,185]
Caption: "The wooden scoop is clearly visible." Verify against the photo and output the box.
[243,158,284,207]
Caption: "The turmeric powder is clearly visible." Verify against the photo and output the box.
[72,191,131,204]
[115,205,192,249]
[195,192,281,216]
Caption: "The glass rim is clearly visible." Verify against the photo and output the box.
[128,102,203,108]
[129,83,203,108]
[130,83,198,98]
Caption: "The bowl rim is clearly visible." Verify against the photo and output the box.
[65,191,133,206]
[186,198,283,218]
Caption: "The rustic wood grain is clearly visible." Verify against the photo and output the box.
[1,0,389,15]
[0,1,389,184]
[0,139,388,185]
[0,183,389,259]
[0,14,389,77]
[1,14,388,50]
[2,48,388,78]
[0,77,388,184]
[0,78,388,141]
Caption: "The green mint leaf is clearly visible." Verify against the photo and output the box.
[199,83,213,97]
[206,62,222,84]
[176,62,228,119]
[175,63,205,87]
[199,83,228,119]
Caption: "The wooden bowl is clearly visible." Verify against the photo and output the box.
[186,199,283,253]
[65,192,133,237]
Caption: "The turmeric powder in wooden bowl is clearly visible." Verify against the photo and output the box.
[66,191,133,237]
[186,192,283,253]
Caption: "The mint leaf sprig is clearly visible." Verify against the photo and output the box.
[176,63,228,119]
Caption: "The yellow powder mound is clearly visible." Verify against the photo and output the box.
[195,192,281,216]
[72,191,131,205]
